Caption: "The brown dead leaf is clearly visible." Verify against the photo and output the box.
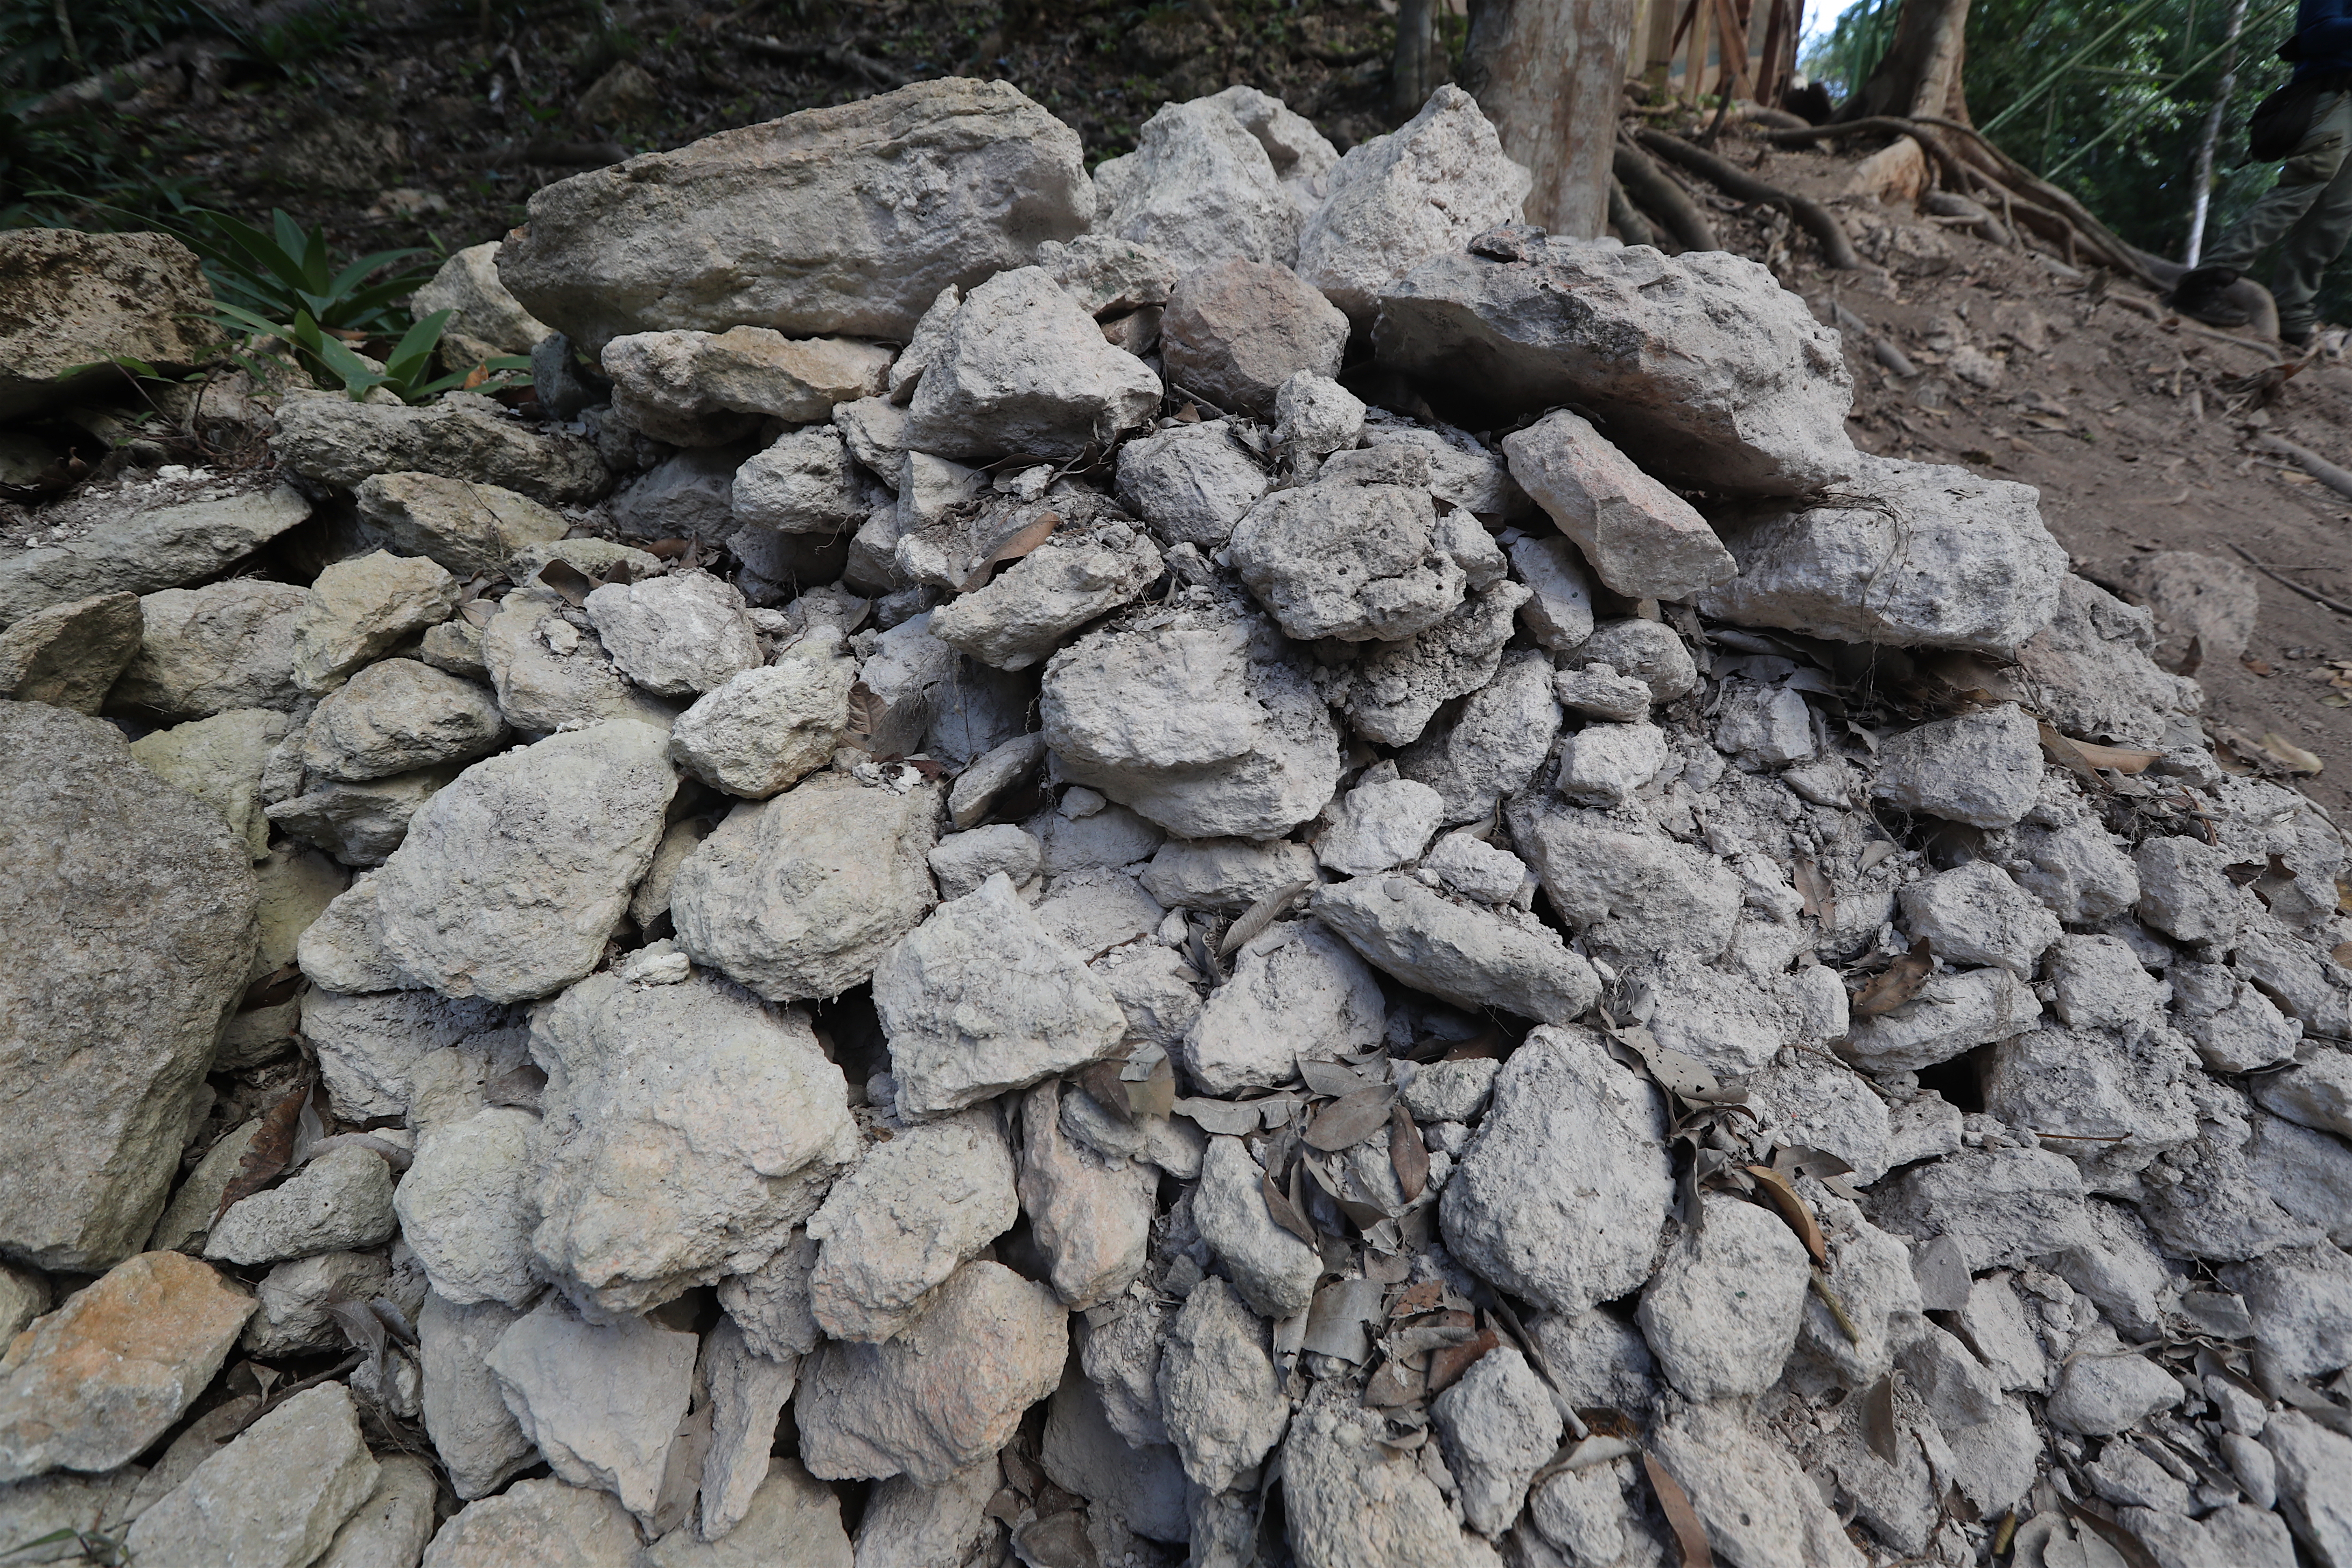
[2178,635,2204,677]
[2243,654,2276,677]
[1262,1156,1317,1245]
[1425,1326,1499,1394]
[2332,941,2352,970]
[1849,938,1933,1018]
[214,1080,311,1222]
[1220,879,1310,958]
[644,537,690,559]
[1389,1104,1429,1203]
[1363,1357,1425,1407]
[1076,1060,1135,1126]
[1744,1165,1828,1266]
[238,963,300,1014]
[1792,855,1833,926]
[1642,1452,1716,1568]
[2038,721,2157,781]
[1305,1084,1399,1151]
[535,557,597,608]
[1861,1373,1901,1464]
[844,682,883,739]
[1126,1055,1177,1122]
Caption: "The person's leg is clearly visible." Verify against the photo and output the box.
[2204,89,2352,276]
[2271,100,2352,337]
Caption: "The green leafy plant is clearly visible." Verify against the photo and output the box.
[188,208,437,340]
[213,303,529,405]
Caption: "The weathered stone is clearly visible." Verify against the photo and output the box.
[673,771,939,1001]
[123,1383,379,1568]
[1039,1363,1188,1544]
[0,591,142,712]
[1646,1402,1866,1568]
[1842,966,2042,1074]
[1091,99,1300,274]
[1313,877,1598,1025]
[1871,703,2045,828]
[1440,1025,1672,1315]
[130,707,288,859]
[267,762,461,869]
[499,79,1092,354]
[301,659,508,782]
[1502,411,1733,601]
[531,971,857,1317]
[1296,86,1529,323]
[796,1261,1066,1485]
[418,1478,643,1567]
[2221,1242,2352,1378]
[0,705,258,1270]
[354,471,568,578]
[1230,475,1463,643]
[292,551,460,694]
[873,873,1126,1119]
[1193,1135,1324,1318]
[316,1452,439,1568]
[1183,921,1385,1094]
[342,719,676,1001]
[927,516,1162,671]
[668,646,853,799]
[1397,647,1563,823]
[1430,1344,1560,1536]
[1042,594,1340,840]
[0,1252,253,1481]
[1160,259,1348,416]
[850,1461,1000,1568]
[582,570,761,697]
[110,579,309,719]
[732,426,871,536]
[1112,419,1272,549]
[653,1456,849,1565]
[1280,1402,1503,1568]
[1702,455,2065,656]
[904,267,1159,462]
[1874,1146,2094,1272]
[1636,1195,1811,1401]
[0,486,310,632]
[272,391,608,504]
[485,1293,698,1525]
[396,1108,540,1309]
[1899,861,2063,978]
[1552,718,1671,808]
[478,589,649,734]
[2109,548,2261,670]
[419,1294,537,1501]
[0,229,222,418]
[601,329,891,445]
[412,240,552,366]
[205,1144,398,1266]
[1016,1081,1155,1309]
[1341,580,1531,747]
[1158,1275,1287,1493]
[2013,575,2202,747]
[2136,835,2250,945]
[807,1107,1017,1341]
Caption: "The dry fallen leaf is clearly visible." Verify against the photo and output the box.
[1173,1097,1260,1136]
[1126,1055,1177,1122]
[844,682,883,740]
[1220,878,1310,958]
[1305,1084,1398,1151]
[1389,1104,1429,1203]
[1642,1452,1715,1568]
[1075,1060,1135,1127]
[214,1080,311,1221]
[1261,1157,1317,1245]
[1792,854,1833,926]
[535,557,597,608]
[1425,1326,1499,1394]
[2243,654,2276,676]
[2260,732,2324,774]
[1861,1373,1901,1464]
[2038,721,2157,781]
[1850,938,1934,1018]
[1744,1165,1828,1266]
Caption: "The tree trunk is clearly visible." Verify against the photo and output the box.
[1461,0,1643,236]
[1832,0,1973,125]
[2186,0,2253,265]
[1392,0,1439,120]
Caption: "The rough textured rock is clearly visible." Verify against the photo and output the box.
[204,1144,400,1265]
[1280,1402,1503,1568]
[1192,1135,1324,1318]
[926,515,1163,671]
[1398,648,1563,823]
[601,328,891,444]
[418,1478,643,1567]
[419,1294,537,1501]
[1440,1025,1672,1314]
[242,1251,391,1357]
[1375,236,1852,497]
[807,1106,1017,1341]
[1701,454,2066,656]
[1647,1402,1866,1568]
[1313,876,1597,1025]
[795,1261,1066,1485]
[301,659,508,782]
[0,590,142,712]
[0,704,258,1270]
[0,1252,253,1481]
[671,771,940,1002]
[873,873,1127,1120]
[352,719,677,1002]
[1635,1195,1811,1401]
[1041,594,1340,840]
[1184,920,1385,1094]
[531,971,858,1316]
[1430,1344,1560,1536]
[397,1108,540,1308]
[1899,860,2064,977]
[316,1452,439,1568]
[1873,1146,2094,1271]
[130,706,289,858]
[1341,580,1532,747]
[1296,85,1530,323]
[584,570,762,697]
[1229,459,1462,644]
[1159,258,1349,415]
[668,646,853,799]
[110,579,310,719]
[1502,410,1734,601]
[733,426,872,536]
[1016,1081,1156,1308]
[0,229,223,419]
[0,485,310,631]
[692,1320,802,1543]
[2110,547,2261,670]
[272,391,608,504]
[2014,574,2203,747]
[291,550,460,694]
[1158,1275,1287,1493]
[1091,99,1300,274]
[1040,1366,1188,1544]
[1871,703,2046,828]
[904,267,1159,461]
[412,240,552,364]
[1112,419,1272,549]
[499,79,1092,353]
[123,1383,379,1568]
[650,1457,851,1566]
[484,1293,699,1525]
[355,471,568,578]
[477,588,649,735]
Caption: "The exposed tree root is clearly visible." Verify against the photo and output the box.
[1613,138,1721,253]
[1633,127,1863,269]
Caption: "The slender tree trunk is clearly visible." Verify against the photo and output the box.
[1461,0,1643,236]
[1832,0,1973,124]
[2186,0,2253,264]
[1393,0,1439,119]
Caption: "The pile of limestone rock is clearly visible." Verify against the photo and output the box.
[2,74,2350,1568]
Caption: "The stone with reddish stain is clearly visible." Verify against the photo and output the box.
[0,1252,254,1480]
